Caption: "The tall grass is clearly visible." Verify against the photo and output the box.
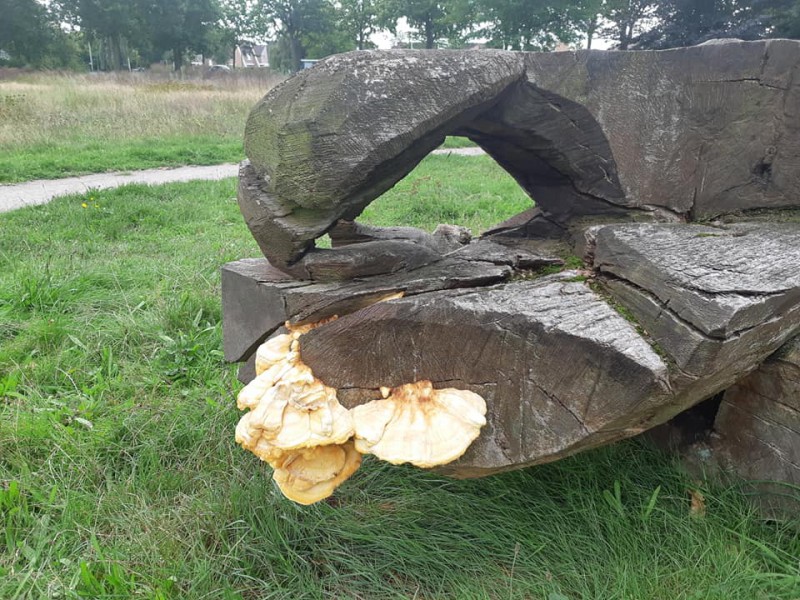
[1,156,798,598]
[0,70,478,183]
[0,71,280,182]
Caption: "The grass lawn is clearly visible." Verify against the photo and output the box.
[439,136,477,149]
[0,73,274,183]
[0,72,476,183]
[1,155,799,599]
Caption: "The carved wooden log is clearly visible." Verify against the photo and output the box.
[711,336,800,518]
[224,43,800,488]
[239,41,800,278]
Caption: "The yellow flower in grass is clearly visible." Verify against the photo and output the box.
[81,202,88,208]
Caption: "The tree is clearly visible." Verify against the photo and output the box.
[568,0,604,49]
[58,0,144,70]
[772,0,800,38]
[636,0,781,49]
[477,0,578,51]
[137,0,223,70]
[339,0,379,50]
[0,0,81,68]
[219,0,262,67]
[259,0,334,71]
[598,0,657,50]
[379,0,475,49]
[305,27,357,57]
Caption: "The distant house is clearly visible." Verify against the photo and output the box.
[300,59,318,70]
[235,43,270,68]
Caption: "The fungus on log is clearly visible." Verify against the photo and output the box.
[224,41,800,508]
[272,442,362,506]
[237,322,489,504]
[352,380,487,468]
[235,319,359,503]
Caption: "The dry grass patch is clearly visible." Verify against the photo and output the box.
[0,71,283,182]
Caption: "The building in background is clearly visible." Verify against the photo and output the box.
[234,43,270,68]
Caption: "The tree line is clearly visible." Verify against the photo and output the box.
[1,0,799,72]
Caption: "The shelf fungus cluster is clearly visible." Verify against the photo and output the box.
[235,321,488,504]
[352,381,488,468]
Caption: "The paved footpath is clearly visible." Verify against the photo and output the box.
[0,163,239,214]
[0,147,485,214]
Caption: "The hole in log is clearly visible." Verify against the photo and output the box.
[358,149,532,235]
[753,160,773,182]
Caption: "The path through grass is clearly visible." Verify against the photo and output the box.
[1,156,798,599]
[0,73,274,183]
[0,72,477,184]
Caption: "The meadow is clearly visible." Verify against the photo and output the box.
[0,70,473,183]
[0,70,276,183]
[1,73,799,599]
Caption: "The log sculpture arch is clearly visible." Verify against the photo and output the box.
[225,41,800,508]
[239,42,800,281]
[239,50,631,280]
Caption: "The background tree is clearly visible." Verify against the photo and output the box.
[772,0,800,38]
[568,0,604,48]
[339,0,379,50]
[137,0,223,70]
[636,0,781,49]
[0,0,83,68]
[58,0,144,69]
[305,26,357,57]
[259,0,335,71]
[379,0,475,49]
[598,0,657,49]
[477,0,578,51]
[219,0,263,67]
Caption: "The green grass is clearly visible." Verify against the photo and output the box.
[1,156,799,599]
[0,136,244,182]
[0,73,272,183]
[440,136,478,149]
[364,154,531,235]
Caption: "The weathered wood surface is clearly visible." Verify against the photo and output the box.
[711,336,800,517]
[523,41,800,219]
[239,41,800,278]
[295,223,800,475]
[240,51,524,273]
[222,221,800,476]
[222,252,526,363]
[593,223,800,396]
[226,44,800,483]
[594,223,800,338]
[300,275,672,476]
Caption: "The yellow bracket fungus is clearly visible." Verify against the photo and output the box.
[235,317,488,504]
[235,318,358,504]
[272,441,362,505]
[352,380,487,468]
